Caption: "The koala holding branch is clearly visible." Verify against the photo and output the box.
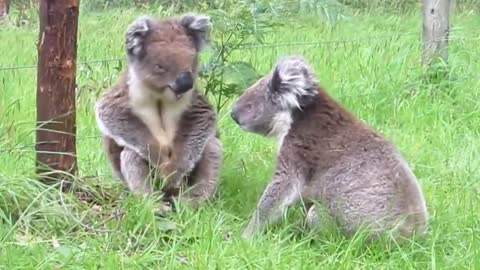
[230,55,428,241]
[94,13,222,208]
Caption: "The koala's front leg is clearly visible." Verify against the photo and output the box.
[178,136,223,208]
[242,170,303,239]
[131,105,175,163]
[120,148,153,195]
[161,106,217,199]
[158,144,190,197]
[160,134,213,199]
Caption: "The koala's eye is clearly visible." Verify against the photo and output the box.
[154,64,166,73]
[246,104,253,112]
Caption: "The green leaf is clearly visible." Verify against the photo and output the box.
[156,219,177,232]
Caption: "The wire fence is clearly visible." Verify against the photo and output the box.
[0,29,479,72]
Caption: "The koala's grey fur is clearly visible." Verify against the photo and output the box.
[230,55,428,241]
[94,13,222,208]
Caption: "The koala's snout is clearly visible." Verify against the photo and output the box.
[230,107,240,125]
[230,101,255,126]
[175,72,194,94]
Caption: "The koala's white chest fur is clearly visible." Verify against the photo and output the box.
[270,111,293,149]
[127,70,192,146]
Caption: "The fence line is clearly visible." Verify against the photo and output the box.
[236,32,419,49]
[1,30,479,72]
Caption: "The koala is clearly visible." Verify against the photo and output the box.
[94,13,223,208]
[230,55,428,242]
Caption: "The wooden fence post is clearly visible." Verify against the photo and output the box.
[422,0,451,65]
[0,0,10,19]
[36,0,80,187]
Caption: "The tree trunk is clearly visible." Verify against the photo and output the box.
[36,0,79,187]
[0,0,10,19]
[422,0,450,65]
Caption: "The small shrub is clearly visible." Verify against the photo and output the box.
[193,0,283,112]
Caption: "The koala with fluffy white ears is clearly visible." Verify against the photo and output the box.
[94,13,223,208]
[230,55,428,241]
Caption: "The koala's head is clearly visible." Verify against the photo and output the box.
[125,13,211,101]
[230,55,318,138]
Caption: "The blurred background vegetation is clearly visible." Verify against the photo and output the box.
[2,0,478,112]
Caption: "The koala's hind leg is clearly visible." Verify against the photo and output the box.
[242,173,303,239]
[102,136,124,181]
[179,137,223,208]
[120,148,153,195]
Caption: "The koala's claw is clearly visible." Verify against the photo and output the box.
[154,200,175,217]
[161,188,180,212]
[162,178,181,196]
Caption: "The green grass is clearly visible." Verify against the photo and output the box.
[1,6,480,269]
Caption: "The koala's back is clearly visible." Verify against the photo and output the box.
[286,95,428,239]
[310,137,427,237]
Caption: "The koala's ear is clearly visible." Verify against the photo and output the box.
[125,16,152,59]
[270,66,282,92]
[270,56,318,108]
[271,56,311,93]
[180,13,212,51]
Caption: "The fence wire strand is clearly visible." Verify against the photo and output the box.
[1,30,479,72]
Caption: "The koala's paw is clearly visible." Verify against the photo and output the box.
[154,144,174,169]
[163,174,182,191]
[159,160,177,177]
[158,143,174,160]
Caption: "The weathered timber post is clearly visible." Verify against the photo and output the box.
[0,0,10,19]
[422,0,451,65]
[36,0,79,186]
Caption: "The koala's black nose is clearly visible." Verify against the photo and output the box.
[230,109,240,125]
[175,72,193,94]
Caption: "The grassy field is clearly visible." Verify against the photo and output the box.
[1,5,480,269]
